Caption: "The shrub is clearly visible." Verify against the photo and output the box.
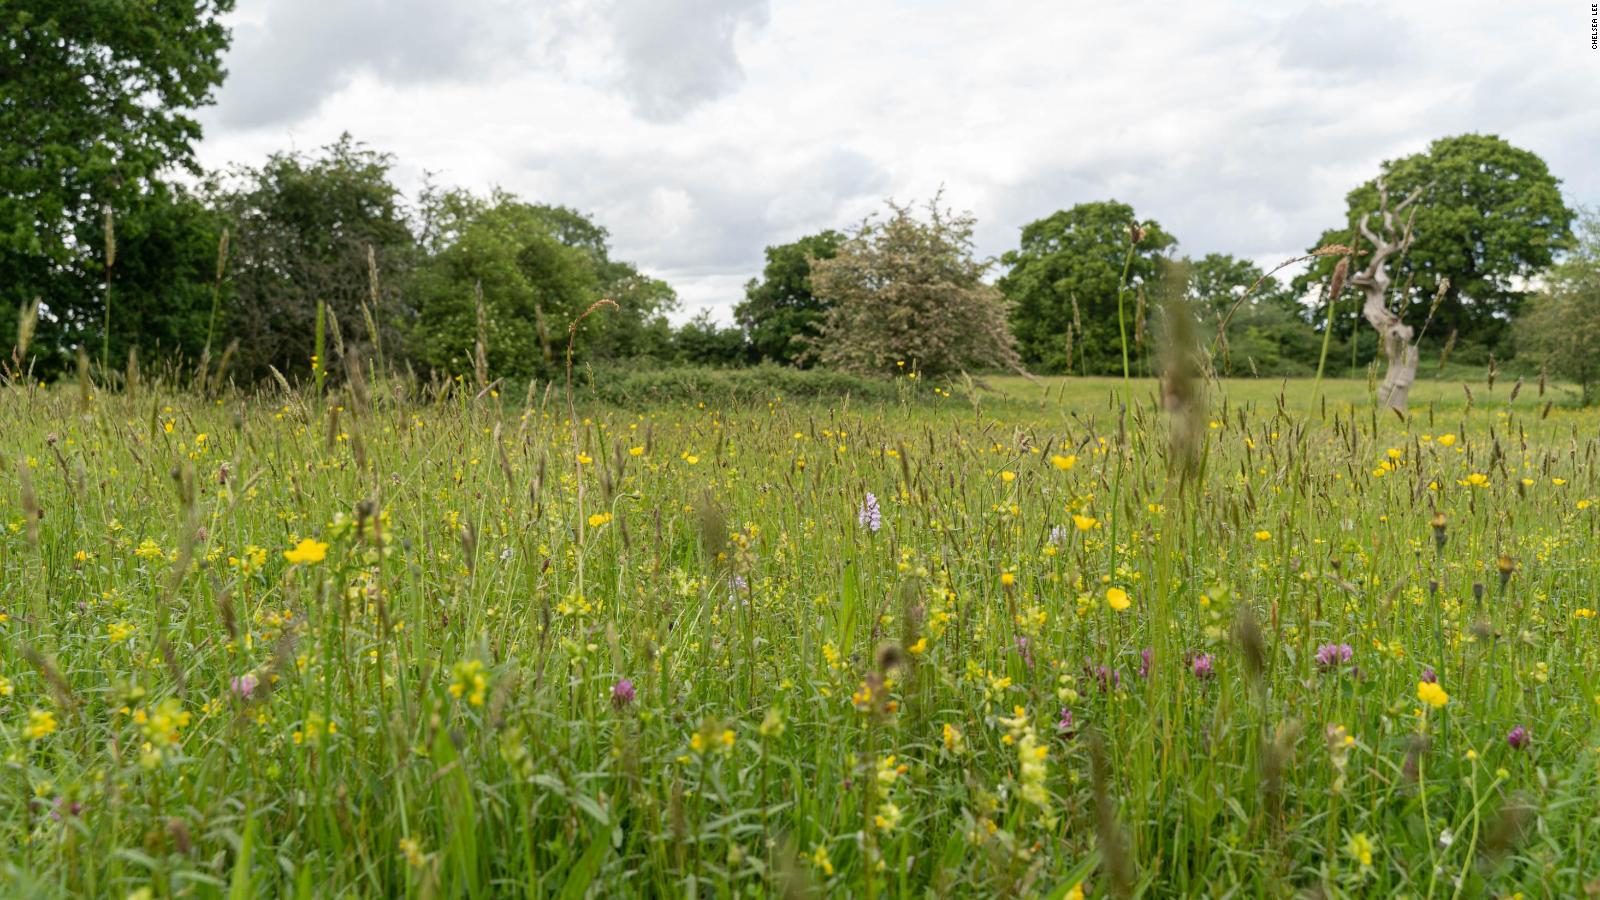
[580,364,900,406]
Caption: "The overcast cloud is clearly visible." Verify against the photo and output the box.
[195,0,1600,319]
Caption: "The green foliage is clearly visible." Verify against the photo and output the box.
[1186,253,1326,376]
[1000,200,1177,374]
[413,189,676,379]
[669,310,752,368]
[1299,134,1574,354]
[582,363,897,405]
[210,135,416,380]
[734,230,845,365]
[0,1,233,374]
[1514,209,1600,404]
[91,184,229,371]
[812,197,1019,376]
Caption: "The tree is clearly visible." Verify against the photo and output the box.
[1000,201,1177,374]
[1346,182,1427,412]
[734,230,845,365]
[88,184,228,371]
[411,190,676,378]
[0,1,233,372]
[1515,209,1600,405]
[211,136,416,380]
[672,310,751,367]
[810,198,1018,377]
[1300,134,1573,354]
[1186,253,1324,375]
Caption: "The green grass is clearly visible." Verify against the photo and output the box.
[2,372,1598,897]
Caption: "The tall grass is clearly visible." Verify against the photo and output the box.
[0,355,1597,896]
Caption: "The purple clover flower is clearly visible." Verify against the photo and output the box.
[1314,642,1353,672]
[611,678,635,709]
[1507,725,1529,750]
[230,673,259,700]
[1191,653,1215,680]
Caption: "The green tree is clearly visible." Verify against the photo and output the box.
[90,184,228,372]
[1186,253,1289,324]
[1299,134,1573,354]
[734,230,845,365]
[672,310,751,367]
[1184,253,1325,375]
[999,201,1177,374]
[810,197,1018,377]
[412,191,675,378]
[210,135,416,380]
[1515,209,1600,405]
[0,1,233,372]
[519,203,677,363]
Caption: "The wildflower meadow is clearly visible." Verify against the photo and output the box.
[2,370,1598,898]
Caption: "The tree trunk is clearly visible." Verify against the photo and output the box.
[1348,179,1427,414]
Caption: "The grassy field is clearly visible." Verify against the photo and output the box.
[2,371,1598,897]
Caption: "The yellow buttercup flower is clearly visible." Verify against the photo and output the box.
[1050,454,1076,471]
[284,538,329,565]
[1106,587,1131,611]
[1072,514,1097,532]
[1417,681,1449,709]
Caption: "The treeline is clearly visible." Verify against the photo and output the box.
[4,136,691,382]
[2,131,1580,389]
[733,133,1575,380]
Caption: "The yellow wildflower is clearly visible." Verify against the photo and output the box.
[24,709,57,740]
[284,538,329,565]
[1417,681,1449,709]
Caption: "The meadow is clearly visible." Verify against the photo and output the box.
[2,369,1599,898]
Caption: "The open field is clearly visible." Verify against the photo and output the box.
[2,374,1599,897]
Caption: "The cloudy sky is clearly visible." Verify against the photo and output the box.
[194,0,1599,321]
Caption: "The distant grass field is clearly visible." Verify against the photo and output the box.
[2,372,1598,897]
[984,373,1583,416]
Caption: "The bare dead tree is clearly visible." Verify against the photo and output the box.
[1348,178,1429,413]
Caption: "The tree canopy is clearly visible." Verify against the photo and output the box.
[1299,134,1573,354]
[209,135,416,380]
[734,230,845,366]
[810,198,1018,377]
[1515,209,1600,405]
[1,1,233,373]
[1000,201,1176,374]
[412,189,675,378]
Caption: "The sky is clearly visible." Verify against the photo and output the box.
[193,0,1599,322]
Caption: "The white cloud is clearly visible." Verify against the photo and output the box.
[195,0,1600,322]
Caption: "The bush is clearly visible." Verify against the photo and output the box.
[579,364,900,406]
